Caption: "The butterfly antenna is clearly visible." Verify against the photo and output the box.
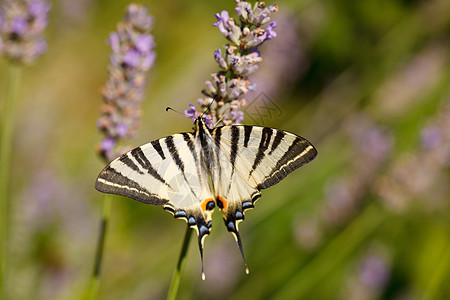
[165,106,184,116]
[200,95,219,118]
[227,220,250,274]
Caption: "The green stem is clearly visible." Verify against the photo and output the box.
[166,227,193,300]
[0,64,22,300]
[88,194,112,300]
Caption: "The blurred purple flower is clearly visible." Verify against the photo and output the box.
[358,254,390,290]
[136,34,154,53]
[123,49,141,67]
[115,123,128,136]
[0,0,51,64]
[141,51,155,70]
[109,32,120,53]
[97,4,156,161]
[11,17,27,34]
[321,114,393,226]
[125,3,153,30]
[59,0,93,26]
[421,125,442,150]
[100,137,116,154]
[342,248,391,300]
[375,101,450,212]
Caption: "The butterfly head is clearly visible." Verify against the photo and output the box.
[194,116,213,131]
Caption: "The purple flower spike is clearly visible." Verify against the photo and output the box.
[194,1,278,127]
[97,4,156,161]
[0,0,51,64]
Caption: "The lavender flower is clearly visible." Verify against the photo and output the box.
[185,0,278,126]
[321,114,393,227]
[420,125,442,150]
[375,101,450,212]
[0,0,50,65]
[342,247,391,300]
[247,12,309,112]
[96,4,156,161]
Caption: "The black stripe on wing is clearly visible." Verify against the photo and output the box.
[95,167,169,205]
[213,127,222,179]
[182,133,198,164]
[230,126,240,168]
[183,132,208,191]
[165,135,185,173]
[151,139,166,160]
[243,126,252,147]
[249,127,273,177]
[257,136,317,190]
[130,148,170,187]
[119,155,143,174]
[268,130,285,155]
[165,134,201,199]
[227,126,240,193]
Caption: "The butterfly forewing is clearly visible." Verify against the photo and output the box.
[96,134,214,225]
[211,125,317,216]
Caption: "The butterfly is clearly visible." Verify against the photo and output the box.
[95,117,317,279]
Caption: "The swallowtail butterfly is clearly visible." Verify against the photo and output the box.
[95,117,317,278]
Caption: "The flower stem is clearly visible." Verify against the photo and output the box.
[89,194,112,300]
[166,227,193,300]
[0,64,22,299]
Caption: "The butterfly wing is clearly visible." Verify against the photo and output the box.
[95,133,215,276]
[210,125,317,268]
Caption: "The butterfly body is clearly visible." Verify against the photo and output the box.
[96,117,317,277]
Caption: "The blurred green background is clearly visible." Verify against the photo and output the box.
[1,0,449,299]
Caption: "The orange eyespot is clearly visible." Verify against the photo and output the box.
[216,196,227,210]
[201,198,214,211]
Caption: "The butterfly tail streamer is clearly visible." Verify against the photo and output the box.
[226,219,250,274]
[198,236,206,280]
[197,224,210,280]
